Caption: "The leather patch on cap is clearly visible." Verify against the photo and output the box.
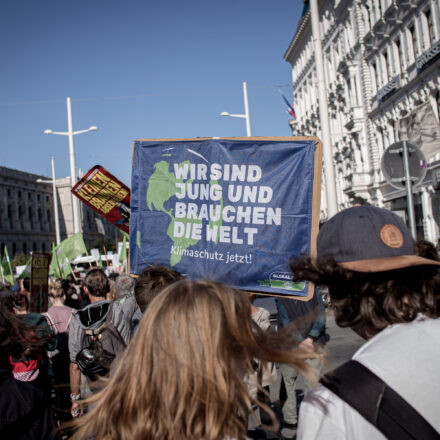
[380,224,404,248]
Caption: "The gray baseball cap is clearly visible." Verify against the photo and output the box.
[317,205,440,272]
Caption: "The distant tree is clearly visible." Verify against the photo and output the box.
[89,238,116,254]
[11,253,29,271]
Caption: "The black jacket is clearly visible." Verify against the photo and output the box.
[0,359,59,440]
[276,288,328,345]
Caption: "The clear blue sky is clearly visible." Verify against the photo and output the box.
[0,0,303,186]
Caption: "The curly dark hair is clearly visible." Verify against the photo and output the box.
[415,239,439,261]
[291,256,440,339]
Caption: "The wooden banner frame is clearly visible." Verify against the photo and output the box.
[131,136,322,301]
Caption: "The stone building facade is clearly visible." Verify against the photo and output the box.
[0,166,118,257]
[284,0,440,242]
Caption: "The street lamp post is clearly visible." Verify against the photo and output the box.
[310,0,338,218]
[220,82,252,136]
[37,157,61,245]
[44,97,98,234]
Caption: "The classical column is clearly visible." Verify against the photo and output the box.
[421,186,438,243]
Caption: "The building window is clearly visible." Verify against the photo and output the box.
[32,243,37,252]
[393,37,404,73]
[388,119,396,144]
[12,243,16,256]
[372,0,381,22]
[37,194,40,201]
[386,48,393,77]
[47,209,51,223]
[408,23,418,61]
[28,192,31,200]
[29,207,33,222]
[363,3,371,32]
[380,50,389,84]
[7,205,12,229]
[46,196,49,202]
[7,189,11,196]
[422,7,435,47]
[22,243,27,254]
[18,191,22,199]
[42,243,46,252]
[370,61,378,94]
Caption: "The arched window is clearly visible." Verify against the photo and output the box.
[22,243,27,254]
[12,243,16,256]
[32,243,37,252]
[18,206,24,228]
[42,243,46,252]
[7,205,12,229]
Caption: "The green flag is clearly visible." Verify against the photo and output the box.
[2,246,14,284]
[18,257,32,279]
[119,236,127,264]
[60,250,73,278]
[49,242,61,278]
[55,244,72,278]
[119,236,127,273]
[97,252,103,269]
[49,233,87,278]
[59,233,87,261]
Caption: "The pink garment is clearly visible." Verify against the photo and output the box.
[44,305,73,334]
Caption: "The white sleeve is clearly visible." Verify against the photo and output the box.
[297,385,346,440]
[298,384,386,440]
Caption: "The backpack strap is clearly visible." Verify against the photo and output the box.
[320,360,440,440]
[84,322,107,337]
[65,312,73,331]
[43,312,59,335]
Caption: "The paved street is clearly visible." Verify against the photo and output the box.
[323,308,365,372]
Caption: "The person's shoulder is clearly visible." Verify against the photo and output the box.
[355,316,440,359]
[23,312,48,326]
[299,383,383,440]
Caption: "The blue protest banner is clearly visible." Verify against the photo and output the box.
[130,137,321,297]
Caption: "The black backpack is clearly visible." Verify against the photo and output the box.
[75,311,126,381]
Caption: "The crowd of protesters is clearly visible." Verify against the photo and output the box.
[0,205,439,439]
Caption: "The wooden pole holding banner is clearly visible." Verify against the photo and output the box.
[84,249,93,269]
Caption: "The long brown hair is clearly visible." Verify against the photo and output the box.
[70,280,314,440]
